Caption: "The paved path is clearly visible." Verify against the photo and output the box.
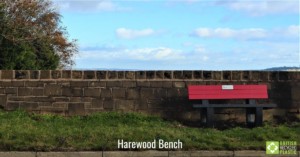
[0,151,299,157]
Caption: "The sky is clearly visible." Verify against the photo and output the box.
[52,0,300,70]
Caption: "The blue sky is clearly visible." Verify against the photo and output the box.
[53,0,300,70]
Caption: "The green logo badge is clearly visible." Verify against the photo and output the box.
[266,141,279,154]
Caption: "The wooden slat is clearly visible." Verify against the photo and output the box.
[188,85,268,99]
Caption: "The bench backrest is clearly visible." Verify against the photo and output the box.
[188,85,268,100]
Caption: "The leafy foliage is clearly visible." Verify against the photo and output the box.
[0,0,77,69]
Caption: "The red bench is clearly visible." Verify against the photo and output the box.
[188,85,276,127]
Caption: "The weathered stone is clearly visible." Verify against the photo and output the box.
[117,71,125,79]
[167,88,180,97]
[40,71,50,79]
[11,81,25,87]
[72,71,83,79]
[51,70,61,79]
[183,71,193,79]
[193,71,202,79]
[137,81,150,87]
[122,81,136,87]
[70,81,88,87]
[125,71,135,79]
[232,71,241,80]
[62,70,71,79]
[174,71,183,79]
[25,96,54,102]
[1,70,14,79]
[84,71,96,79]
[150,81,163,87]
[242,71,250,80]
[62,88,83,97]
[107,81,122,87]
[44,84,61,96]
[15,70,29,79]
[0,95,6,108]
[126,89,139,99]
[212,71,222,80]
[96,71,107,79]
[103,99,114,109]
[115,99,135,110]
[5,88,17,94]
[173,82,185,88]
[25,81,44,87]
[53,102,68,108]
[250,71,261,81]
[153,88,167,98]
[92,98,103,108]
[84,88,100,97]
[140,88,154,99]
[68,103,85,115]
[101,89,112,98]
[112,88,126,98]
[6,102,20,110]
[20,102,39,110]
[146,71,155,79]
[156,71,164,79]
[164,71,173,79]
[108,71,117,79]
[54,97,70,102]
[203,71,212,80]
[18,87,33,96]
[162,81,173,88]
[0,88,4,94]
[0,152,36,157]
[136,71,146,79]
[89,81,106,87]
[223,71,231,80]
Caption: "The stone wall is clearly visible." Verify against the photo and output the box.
[0,70,299,123]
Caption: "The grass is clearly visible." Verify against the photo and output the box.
[0,109,299,151]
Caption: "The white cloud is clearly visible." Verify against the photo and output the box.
[116,28,156,39]
[217,0,299,16]
[192,26,299,41]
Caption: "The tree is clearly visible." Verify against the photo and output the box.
[0,0,77,70]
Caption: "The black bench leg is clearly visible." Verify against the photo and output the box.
[255,107,263,127]
[200,108,214,127]
[246,108,256,127]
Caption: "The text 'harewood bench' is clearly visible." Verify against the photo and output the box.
[188,85,276,127]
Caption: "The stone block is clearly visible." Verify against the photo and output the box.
[147,99,163,109]
[136,71,146,79]
[0,95,6,107]
[44,84,61,96]
[150,81,163,87]
[70,81,88,87]
[137,81,150,87]
[203,71,212,80]
[84,71,96,79]
[89,81,106,87]
[84,88,100,97]
[72,71,83,79]
[92,98,103,108]
[118,71,125,79]
[11,81,25,87]
[112,88,126,98]
[126,89,139,99]
[40,71,51,79]
[260,72,269,81]
[96,71,107,79]
[25,81,44,87]
[53,102,68,108]
[212,71,222,80]
[183,71,193,79]
[223,71,231,80]
[103,99,114,109]
[191,151,233,157]
[167,88,180,97]
[153,88,167,98]
[0,88,4,94]
[101,89,112,98]
[31,88,44,96]
[68,103,85,115]
[15,70,29,79]
[62,87,83,97]
[1,70,14,79]
[125,71,135,79]
[18,87,33,96]
[51,70,61,79]
[173,82,186,88]
[122,81,136,87]
[20,102,39,110]
[140,88,154,99]
[193,71,202,79]
[107,81,122,87]
[232,71,242,80]
[6,102,20,110]
[162,81,173,88]
[37,152,100,157]
[5,88,17,94]
[250,71,261,81]
[108,71,118,79]
[146,71,155,79]
[164,71,173,79]
[62,70,71,79]
[156,71,164,79]
[242,71,250,80]
[115,99,135,110]
[0,152,36,157]
[174,71,183,79]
